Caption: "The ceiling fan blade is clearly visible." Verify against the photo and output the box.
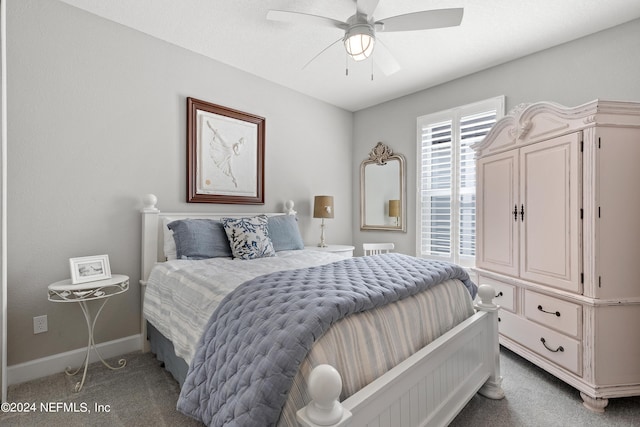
[373,39,401,76]
[356,0,380,17]
[267,10,347,30]
[302,37,344,70]
[377,8,464,32]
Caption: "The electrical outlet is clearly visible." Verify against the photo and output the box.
[33,315,48,334]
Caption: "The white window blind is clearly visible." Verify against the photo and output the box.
[417,97,504,266]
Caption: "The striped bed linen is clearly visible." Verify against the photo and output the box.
[143,249,346,364]
[143,250,475,426]
[278,278,474,426]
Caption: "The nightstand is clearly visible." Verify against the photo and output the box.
[305,245,355,258]
[48,274,129,392]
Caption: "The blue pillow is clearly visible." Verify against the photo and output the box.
[268,215,304,251]
[167,219,232,260]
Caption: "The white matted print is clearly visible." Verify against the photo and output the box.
[70,255,111,284]
[196,110,257,197]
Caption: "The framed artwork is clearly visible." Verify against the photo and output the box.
[69,255,111,284]
[187,97,265,204]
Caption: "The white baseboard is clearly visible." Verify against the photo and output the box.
[7,334,142,386]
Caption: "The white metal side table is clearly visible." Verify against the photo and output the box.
[48,274,129,392]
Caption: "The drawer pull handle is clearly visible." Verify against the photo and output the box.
[495,291,503,298]
[537,305,560,317]
[540,337,564,353]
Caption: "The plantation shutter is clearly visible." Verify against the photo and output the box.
[417,97,503,266]
[420,120,453,257]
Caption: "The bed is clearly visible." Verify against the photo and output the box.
[139,194,504,427]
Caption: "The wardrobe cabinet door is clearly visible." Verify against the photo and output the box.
[594,127,640,299]
[519,132,582,293]
[476,150,519,276]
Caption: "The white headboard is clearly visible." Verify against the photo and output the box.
[138,194,295,351]
[140,194,293,284]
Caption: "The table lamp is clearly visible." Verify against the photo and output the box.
[313,195,334,247]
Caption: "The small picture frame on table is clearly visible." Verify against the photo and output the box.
[69,255,111,284]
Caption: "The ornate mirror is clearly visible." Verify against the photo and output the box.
[360,142,406,231]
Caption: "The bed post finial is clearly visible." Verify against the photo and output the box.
[476,284,497,309]
[297,364,351,427]
[143,194,159,212]
[284,200,297,215]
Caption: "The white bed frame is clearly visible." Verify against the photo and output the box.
[139,194,504,427]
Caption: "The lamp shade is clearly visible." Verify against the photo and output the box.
[388,199,400,217]
[313,196,334,219]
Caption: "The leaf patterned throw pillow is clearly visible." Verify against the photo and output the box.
[221,215,276,260]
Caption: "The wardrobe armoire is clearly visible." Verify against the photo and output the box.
[473,100,640,412]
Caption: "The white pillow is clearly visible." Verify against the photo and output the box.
[162,217,177,260]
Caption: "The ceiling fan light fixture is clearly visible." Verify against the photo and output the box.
[344,24,375,61]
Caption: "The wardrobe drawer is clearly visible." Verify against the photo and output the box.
[524,291,582,338]
[478,276,516,313]
[499,310,582,376]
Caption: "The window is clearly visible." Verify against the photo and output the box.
[417,96,504,266]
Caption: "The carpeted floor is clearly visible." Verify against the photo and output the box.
[0,351,202,426]
[452,348,640,427]
[1,347,639,426]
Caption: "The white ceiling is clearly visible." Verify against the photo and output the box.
[58,0,640,112]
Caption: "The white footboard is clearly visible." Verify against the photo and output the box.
[297,284,503,427]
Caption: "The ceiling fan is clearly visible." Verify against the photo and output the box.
[266,0,464,76]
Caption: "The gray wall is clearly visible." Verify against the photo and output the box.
[7,0,353,365]
[352,18,640,257]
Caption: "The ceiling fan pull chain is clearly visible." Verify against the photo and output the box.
[371,59,374,81]
[345,54,349,76]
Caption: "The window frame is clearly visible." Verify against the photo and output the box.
[416,96,505,267]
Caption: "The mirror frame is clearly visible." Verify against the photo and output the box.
[360,142,406,232]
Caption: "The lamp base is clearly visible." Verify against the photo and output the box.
[318,219,328,247]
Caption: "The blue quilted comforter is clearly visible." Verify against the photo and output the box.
[177,253,476,426]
